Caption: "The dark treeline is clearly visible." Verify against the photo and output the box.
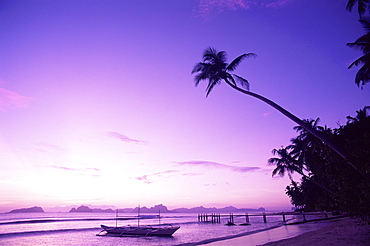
[269,107,370,223]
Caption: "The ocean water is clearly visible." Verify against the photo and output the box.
[0,212,322,246]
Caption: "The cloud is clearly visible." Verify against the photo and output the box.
[34,142,65,153]
[262,111,273,117]
[135,175,152,184]
[263,0,292,8]
[194,0,293,18]
[134,170,179,184]
[51,165,102,176]
[194,0,251,18]
[0,87,31,112]
[182,172,202,176]
[108,132,146,144]
[176,160,260,173]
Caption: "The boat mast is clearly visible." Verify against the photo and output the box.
[115,209,118,227]
[137,205,140,227]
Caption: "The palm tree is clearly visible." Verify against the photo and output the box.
[268,147,302,181]
[346,0,369,17]
[347,18,370,88]
[268,146,334,194]
[347,106,370,123]
[285,181,305,210]
[290,119,340,191]
[192,47,362,175]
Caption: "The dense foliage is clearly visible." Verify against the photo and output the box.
[269,107,370,220]
[347,0,370,88]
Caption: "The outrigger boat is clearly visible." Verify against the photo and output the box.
[97,206,180,237]
[98,224,180,236]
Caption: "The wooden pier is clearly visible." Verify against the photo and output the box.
[197,211,339,225]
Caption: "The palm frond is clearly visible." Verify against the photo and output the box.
[359,17,370,30]
[233,74,250,91]
[192,63,210,86]
[192,62,205,74]
[347,41,367,51]
[268,157,280,165]
[347,0,370,16]
[346,0,357,12]
[194,73,207,87]
[355,63,370,87]
[358,0,369,16]
[271,148,279,156]
[348,55,366,69]
[203,47,220,62]
[226,53,256,71]
[216,51,227,64]
[272,167,284,177]
[205,78,220,97]
[225,73,237,87]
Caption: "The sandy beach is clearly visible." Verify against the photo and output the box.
[205,217,370,246]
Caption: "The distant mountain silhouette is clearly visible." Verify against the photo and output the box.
[68,204,265,213]
[130,204,170,213]
[8,204,266,213]
[69,205,114,213]
[9,206,44,213]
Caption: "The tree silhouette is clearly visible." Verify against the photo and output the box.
[192,47,361,174]
[274,108,370,218]
[346,0,370,17]
[269,147,300,181]
[285,181,305,210]
[268,146,334,194]
[347,18,370,88]
[347,106,370,123]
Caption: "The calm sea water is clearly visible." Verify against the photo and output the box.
[0,212,320,246]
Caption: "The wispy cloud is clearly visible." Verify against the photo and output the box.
[262,111,273,117]
[108,131,146,144]
[262,0,292,8]
[135,170,179,184]
[51,165,102,176]
[194,0,293,18]
[176,160,260,173]
[34,142,64,153]
[0,83,31,112]
[135,175,152,184]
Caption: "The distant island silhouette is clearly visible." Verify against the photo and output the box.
[70,204,265,213]
[7,204,265,213]
[9,206,44,213]
[69,205,114,213]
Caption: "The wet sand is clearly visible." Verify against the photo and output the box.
[204,217,370,246]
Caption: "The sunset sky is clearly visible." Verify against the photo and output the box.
[0,0,369,213]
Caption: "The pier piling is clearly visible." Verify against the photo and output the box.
[245,213,249,223]
[263,212,267,223]
[197,211,340,225]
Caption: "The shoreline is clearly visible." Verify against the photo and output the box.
[203,217,369,246]
[260,217,369,246]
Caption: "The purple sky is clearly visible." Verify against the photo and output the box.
[0,0,368,212]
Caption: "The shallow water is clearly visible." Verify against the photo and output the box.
[0,212,326,245]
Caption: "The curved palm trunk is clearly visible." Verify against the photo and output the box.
[224,81,365,177]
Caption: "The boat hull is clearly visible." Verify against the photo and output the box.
[100,225,180,236]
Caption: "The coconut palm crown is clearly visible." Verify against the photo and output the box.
[192,47,256,97]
